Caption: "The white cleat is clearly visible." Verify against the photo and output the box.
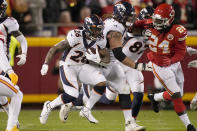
[190,99,197,110]
[125,118,146,131]
[59,103,73,123]
[40,101,52,124]
[79,107,99,124]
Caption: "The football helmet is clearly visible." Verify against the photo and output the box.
[152,3,175,30]
[0,0,7,18]
[84,14,104,41]
[113,1,136,27]
[139,6,154,20]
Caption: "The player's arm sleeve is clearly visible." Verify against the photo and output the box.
[0,40,13,73]
[12,31,28,55]
[171,30,187,64]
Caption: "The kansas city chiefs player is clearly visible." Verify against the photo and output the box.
[136,3,196,131]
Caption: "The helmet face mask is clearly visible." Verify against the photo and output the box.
[152,14,169,30]
[84,14,104,41]
[0,0,7,18]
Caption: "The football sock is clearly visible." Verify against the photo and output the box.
[2,103,9,115]
[154,92,164,101]
[132,92,143,118]
[86,89,102,109]
[7,91,23,130]
[179,113,191,127]
[123,109,132,122]
[119,94,132,122]
[49,95,64,109]
[72,94,83,106]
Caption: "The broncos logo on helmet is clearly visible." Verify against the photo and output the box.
[0,0,7,18]
[84,14,104,41]
[113,1,136,27]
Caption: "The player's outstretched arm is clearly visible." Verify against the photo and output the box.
[11,30,28,66]
[41,40,70,75]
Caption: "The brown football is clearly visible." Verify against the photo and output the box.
[87,47,96,54]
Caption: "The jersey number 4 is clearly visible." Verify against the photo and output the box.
[149,34,170,54]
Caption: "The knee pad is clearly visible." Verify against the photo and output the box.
[93,86,106,95]
[119,94,131,109]
[61,93,77,104]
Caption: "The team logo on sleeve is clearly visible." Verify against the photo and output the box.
[167,34,174,41]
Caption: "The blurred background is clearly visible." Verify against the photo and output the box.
[7,0,197,106]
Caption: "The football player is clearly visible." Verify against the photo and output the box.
[0,0,28,120]
[79,1,152,131]
[40,14,109,124]
[0,24,23,131]
[137,3,196,131]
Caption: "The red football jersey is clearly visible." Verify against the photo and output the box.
[146,24,187,66]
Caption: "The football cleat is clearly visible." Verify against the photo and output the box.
[125,118,146,131]
[190,99,197,110]
[79,106,98,124]
[187,124,196,131]
[40,101,52,124]
[5,125,19,131]
[59,103,73,123]
[148,94,159,113]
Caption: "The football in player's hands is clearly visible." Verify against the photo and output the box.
[87,47,97,54]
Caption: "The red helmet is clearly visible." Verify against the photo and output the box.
[152,3,175,30]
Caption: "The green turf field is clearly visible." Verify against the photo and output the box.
[0,110,197,131]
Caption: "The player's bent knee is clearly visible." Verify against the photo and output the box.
[61,93,77,104]
[93,85,106,95]
[119,94,131,109]
[171,92,181,99]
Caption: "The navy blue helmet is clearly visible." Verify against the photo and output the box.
[0,0,7,18]
[139,6,154,20]
[113,1,136,27]
[84,14,104,41]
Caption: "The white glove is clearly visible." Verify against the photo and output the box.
[41,64,49,75]
[142,29,152,40]
[85,46,101,64]
[135,62,153,72]
[16,54,26,66]
[188,60,197,68]
[187,47,197,56]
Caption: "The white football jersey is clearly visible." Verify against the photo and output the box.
[103,18,127,62]
[0,24,9,57]
[61,29,106,66]
[123,36,148,62]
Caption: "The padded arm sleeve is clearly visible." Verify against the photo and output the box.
[112,47,127,62]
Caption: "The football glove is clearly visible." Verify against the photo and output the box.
[85,46,101,64]
[188,60,197,68]
[135,62,153,72]
[8,70,18,85]
[16,54,26,66]
[41,64,49,76]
